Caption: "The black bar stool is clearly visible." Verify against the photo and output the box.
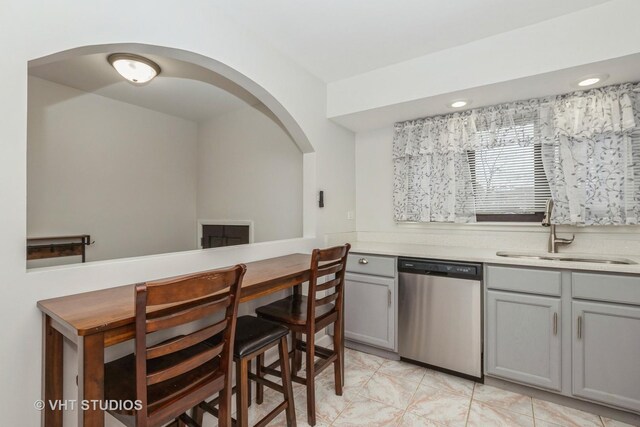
[194,316,297,427]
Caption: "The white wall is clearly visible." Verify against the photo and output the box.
[0,1,355,424]
[355,127,395,232]
[27,77,199,263]
[328,0,640,118]
[197,106,303,243]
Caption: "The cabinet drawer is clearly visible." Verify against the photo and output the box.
[347,253,395,277]
[573,272,640,305]
[486,265,561,296]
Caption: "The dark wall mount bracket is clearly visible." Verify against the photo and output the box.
[27,234,93,263]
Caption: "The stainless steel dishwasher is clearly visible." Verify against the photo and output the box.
[398,257,482,380]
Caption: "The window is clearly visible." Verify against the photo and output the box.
[393,83,640,225]
[467,121,552,222]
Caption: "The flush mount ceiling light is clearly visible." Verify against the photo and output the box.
[575,73,609,88]
[108,53,161,84]
[449,99,470,109]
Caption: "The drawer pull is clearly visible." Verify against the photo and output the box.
[358,258,369,265]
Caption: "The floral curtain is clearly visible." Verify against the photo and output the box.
[539,85,639,225]
[393,82,640,225]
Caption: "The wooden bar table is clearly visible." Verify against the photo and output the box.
[38,253,344,427]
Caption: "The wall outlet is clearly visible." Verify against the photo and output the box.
[346,211,354,220]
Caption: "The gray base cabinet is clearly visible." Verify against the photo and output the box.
[486,290,562,391]
[344,272,395,350]
[486,265,640,415]
[572,301,640,412]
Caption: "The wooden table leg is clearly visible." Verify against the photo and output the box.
[77,333,104,427]
[42,314,63,427]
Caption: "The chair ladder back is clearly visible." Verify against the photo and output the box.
[145,268,241,306]
[145,297,230,333]
[133,264,246,424]
[308,244,351,316]
[146,318,228,359]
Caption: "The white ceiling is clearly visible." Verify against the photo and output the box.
[29,54,251,123]
[211,0,612,82]
[331,53,640,132]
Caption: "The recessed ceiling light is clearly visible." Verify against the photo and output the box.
[578,78,600,87]
[108,53,161,84]
[450,100,469,108]
[575,73,608,88]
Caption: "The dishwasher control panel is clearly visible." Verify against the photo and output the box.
[398,257,482,279]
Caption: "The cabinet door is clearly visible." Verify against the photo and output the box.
[486,290,562,390]
[573,301,640,412]
[344,273,395,350]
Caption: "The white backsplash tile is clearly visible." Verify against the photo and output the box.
[327,226,640,257]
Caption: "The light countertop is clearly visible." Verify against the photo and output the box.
[349,241,640,275]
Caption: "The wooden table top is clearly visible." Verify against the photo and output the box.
[38,253,312,336]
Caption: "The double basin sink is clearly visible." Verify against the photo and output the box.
[496,251,637,265]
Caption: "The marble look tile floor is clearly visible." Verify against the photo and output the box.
[201,348,638,427]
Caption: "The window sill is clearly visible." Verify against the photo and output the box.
[393,221,640,234]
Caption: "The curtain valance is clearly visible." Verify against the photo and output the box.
[393,83,638,159]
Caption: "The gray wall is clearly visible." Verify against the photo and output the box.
[197,106,303,243]
[27,77,199,263]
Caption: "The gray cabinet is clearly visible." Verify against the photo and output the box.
[344,272,396,350]
[487,265,562,296]
[572,301,640,412]
[486,290,562,391]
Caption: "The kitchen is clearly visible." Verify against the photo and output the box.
[2,1,640,427]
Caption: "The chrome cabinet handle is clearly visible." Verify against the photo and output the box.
[358,258,368,265]
[577,315,582,339]
[553,312,558,336]
[388,289,392,307]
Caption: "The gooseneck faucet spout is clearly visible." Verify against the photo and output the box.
[541,199,554,227]
[541,198,574,253]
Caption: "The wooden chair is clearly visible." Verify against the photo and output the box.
[103,264,246,427]
[255,244,351,426]
[193,315,296,427]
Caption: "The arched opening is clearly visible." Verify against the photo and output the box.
[26,43,313,267]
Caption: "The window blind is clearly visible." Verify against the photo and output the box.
[468,121,552,215]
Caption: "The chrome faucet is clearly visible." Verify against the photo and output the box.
[541,199,574,253]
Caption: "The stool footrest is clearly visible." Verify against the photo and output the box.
[295,341,333,360]
[262,364,283,377]
[249,372,284,394]
[177,413,200,427]
[199,399,239,427]
[287,354,338,386]
[291,374,307,386]
[255,401,289,427]
[314,354,337,376]
[199,400,219,418]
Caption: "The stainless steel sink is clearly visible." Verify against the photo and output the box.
[496,251,637,265]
